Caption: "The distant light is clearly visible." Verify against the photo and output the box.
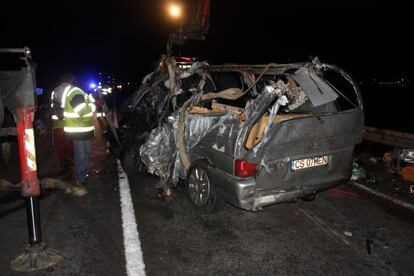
[36,87,43,95]
[117,85,123,89]
[101,87,112,94]
[24,47,31,56]
[89,82,97,89]
[168,3,182,19]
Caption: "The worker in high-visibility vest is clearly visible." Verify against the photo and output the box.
[61,83,96,196]
[50,82,74,170]
[51,77,96,196]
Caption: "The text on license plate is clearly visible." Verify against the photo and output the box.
[291,156,329,170]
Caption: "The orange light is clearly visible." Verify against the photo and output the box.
[168,3,182,19]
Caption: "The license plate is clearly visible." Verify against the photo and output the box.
[291,156,329,171]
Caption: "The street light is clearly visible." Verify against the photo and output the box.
[167,3,182,19]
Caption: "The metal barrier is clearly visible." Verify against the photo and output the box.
[363,127,414,149]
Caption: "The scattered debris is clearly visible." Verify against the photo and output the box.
[369,157,378,163]
[400,149,414,164]
[0,177,85,197]
[344,231,353,237]
[409,185,414,195]
[382,152,393,163]
[401,164,414,182]
[0,178,20,190]
[351,161,366,181]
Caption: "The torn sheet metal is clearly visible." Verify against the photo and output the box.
[233,84,280,158]
[140,108,238,185]
[291,65,338,107]
[139,116,177,181]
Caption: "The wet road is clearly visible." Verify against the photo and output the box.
[1,160,414,275]
[129,171,414,276]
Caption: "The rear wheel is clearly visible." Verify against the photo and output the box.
[187,161,224,213]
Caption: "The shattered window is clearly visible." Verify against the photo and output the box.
[209,72,248,108]
[322,70,360,111]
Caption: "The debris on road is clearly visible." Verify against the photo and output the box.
[344,231,353,237]
[351,161,366,181]
[382,152,393,163]
[0,178,20,190]
[1,177,86,197]
[401,164,414,182]
[369,157,378,163]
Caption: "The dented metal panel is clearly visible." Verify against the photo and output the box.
[291,66,338,107]
[253,109,364,192]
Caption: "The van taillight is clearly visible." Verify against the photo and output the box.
[234,159,257,177]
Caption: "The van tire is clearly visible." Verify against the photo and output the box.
[186,161,224,213]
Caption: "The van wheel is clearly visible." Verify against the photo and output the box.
[187,161,224,213]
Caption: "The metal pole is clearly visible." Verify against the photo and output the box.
[26,197,41,244]
[11,106,61,272]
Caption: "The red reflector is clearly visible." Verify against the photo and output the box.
[234,159,257,177]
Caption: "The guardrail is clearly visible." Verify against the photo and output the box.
[363,127,414,148]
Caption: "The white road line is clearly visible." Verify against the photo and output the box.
[117,159,146,276]
[351,181,414,212]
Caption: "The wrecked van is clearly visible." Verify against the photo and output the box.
[114,56,364,211]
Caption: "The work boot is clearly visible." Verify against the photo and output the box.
[71,181,88,197]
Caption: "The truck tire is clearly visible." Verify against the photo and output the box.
[186,160,224,213]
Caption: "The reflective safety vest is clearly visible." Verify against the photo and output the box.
[50,83,71,129]
[96,111,106,118]
[62,86,96,140]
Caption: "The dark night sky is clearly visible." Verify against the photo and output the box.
[1,0,412,91]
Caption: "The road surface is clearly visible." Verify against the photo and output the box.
[1,152,414,275]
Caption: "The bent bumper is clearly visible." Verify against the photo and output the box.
[207,165,348,210]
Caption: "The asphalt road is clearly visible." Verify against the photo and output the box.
[1,158,414,275]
